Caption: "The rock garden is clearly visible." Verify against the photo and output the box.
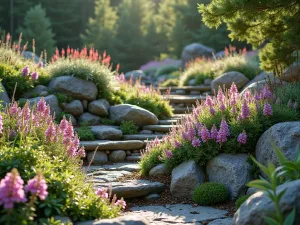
[1,0,300,225]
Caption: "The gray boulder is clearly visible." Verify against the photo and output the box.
[181,43,214,68]
[246,187,259,196]
[240,80,268,95]
[75,216,150,225]
[124,70,146,81]
[90,126,122,140]
[282,64,300,82]
[256,122,300,174]
[48,76,98,101]
[79,113,101,125]
[28,94,62,116]
[22,85,48,98]
[206,154,252,199]
[234,180,300,225]
[0,82,10,106]
[170,160,205,198]
[64,100,84,117]
[109,104,158,126]
[149,164,170,177]
[109,150,126,162]
[87,151,108,164]
[23,51,40,63]
[88,99,110,117]
[211,71,249,93]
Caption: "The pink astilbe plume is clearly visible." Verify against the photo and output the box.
[210,125,218,140]
[199,126,210,143]
[45,122,56,141]
[21,66,30,76]
[219,103,226,111]
[263,103,273,116]
[205,95,214,107]
[217,88,225,103]
[174,140,181,148]
[192,138,201,147]
[115,198,126,209]
[217,119,230,144]
[59,116,69,131]
[240,100,250,119]
[209,107,216,115]
[25,173,48,200]
[237,131,247,144]
[31,71,39,80]
[21,104,31,121]
[0,169,27,209]
[37,98,47,114]
[0,114,3,133]
[96,188,108,199]
[261,86,272,99]
[10,102,19,115]
[164,150,173,159]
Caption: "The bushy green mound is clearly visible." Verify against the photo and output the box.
[235,195,251,209]
[180,53,260,86]
[155,65,180,77]
[76,123,96,141]
[161,78,179,87]
[140,84,299,175]
[47,58,114,99]
[192,182,229,206]
[0,100,121,223]
[120,121,138,135]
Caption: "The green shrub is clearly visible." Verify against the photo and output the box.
[100,118,115,125]
[47,58,115,99]
[54,92,74,106]
[155,65,180,76]
[161,78,179,87]
[120,121,138,135]
[76,123,95,141]
[192,183,229,206]
[235,195,251,209]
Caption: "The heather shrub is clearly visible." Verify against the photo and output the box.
[47,48,115,99]
[140,84,300,175]
[112,74,173,119]
[235,195,251,209]
[120,121,138,135]
[192,182,229,206]
[0,100,122,222]
[180,51,260,86]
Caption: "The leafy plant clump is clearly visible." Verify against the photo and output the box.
[192,182,229,206]
[0,100,122,223]
[160,78,179,87]
[120,121,138,135]
[100,118,115,125]
[47,48,115,99]
[140,83,299,175]
[76,123,95,141]
[235,195,251,209]
[180,50,260,86]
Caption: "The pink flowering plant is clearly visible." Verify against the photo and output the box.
[140,83,300,175]
[0,99,121,223]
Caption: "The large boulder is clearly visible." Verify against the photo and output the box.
[64,100,84,117]
[88,99,110,117]
[87,151,108,164]
[109,150,126,163]
[79,113,101,125]
[48,76,98,101]
[90,126,122,140]
[23,51,40,63]
[245,72,275,87]
[181,43,214,68]
[211,71,249,93]
[0,82,10,106]
[256,122,300,172]
[124,70,146,81]
[149,164,170,177]
[240,80,268,95]
[170,160,205,199]
[109,104,158,126]
[233,180,300,225]
[28,94,62,116]
[206,154,252,199]
[281,64,300,82]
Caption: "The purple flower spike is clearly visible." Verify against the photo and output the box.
[25,173,48,200]
[115,198,126,209]
[209,107,216,115]
[164,150,173,159]
[0,114,3,133]
[192,138,201,147]
[174,140,181,148]
[241,100,250,119]
[237,131,247,144]
[22,66,30,76]
[96,188,108,199]
[210,125,218,140]
[31,71,39,80]
[263,103,273,116]
[200,126,210,143]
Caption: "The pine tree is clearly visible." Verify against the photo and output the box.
[199,0,300,71]
[81,0,118,55]
[18,4,56,55]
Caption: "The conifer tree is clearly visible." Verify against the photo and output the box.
[199,0,300,71]
[18,4,56,55]
[81,0,118,55]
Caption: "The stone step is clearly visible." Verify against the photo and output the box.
[173,107,193,114]
[81,140,144,151]
[94,179,166,199]
[165,95,205,104]
[123,134,165,141]
[159,85,211,92]
[142,125,176,133]
[168,114,186,119]
[126,155,142,162]
[84,163,140,173]
[158,119,178,125]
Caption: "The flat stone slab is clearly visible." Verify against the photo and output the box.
[173,107,193,114]
[143,125,176,132]
[165,95,205,104]
[80,140,144,151]
[126,155,142,162]
[158,85,211,92]
[126,204,228,224]
[158,120,178,125]
[88,170,132,183]
[86,163,140,173]
[95,180,166,199]
[208,218,233,225]
[123,134,165,141]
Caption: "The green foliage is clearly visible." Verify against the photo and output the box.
[192,182,229,206]
[54,93,73,106]
[100,118,115,125]
[46,58,114,99]
[18,4,56,55]
[155,65,180,77]
[274,83,300,110]
[199,1,300,71]
[120,121,138,135]
[235,195,251,209]
[160,79,179,87]
[76,123,95,141]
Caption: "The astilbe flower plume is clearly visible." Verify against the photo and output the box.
[217,88,225,103]
[174,140,181,148]
[25,173,48,200]
[240,100,250,119]
[164,150,173,159]
[216,119,230,144]
[192,138,201,147]
[21,66,30,76]
[96,188,108,199]
[0,114,3,133]
[0,169,27,209]
[210,125,218,140]
[115,198,126,209]
[263,103,273,116]
[31,71,39,80]
[205,95,214,107]
[199,126,210,143]
[237,131,247,144]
